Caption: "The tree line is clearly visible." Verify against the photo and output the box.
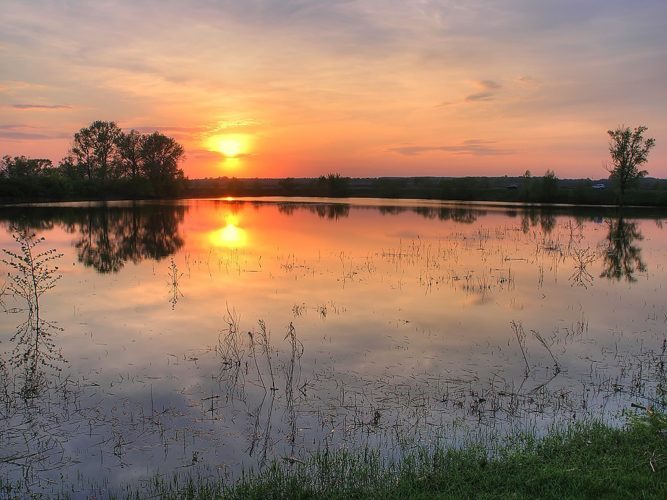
[1,123,656,205]
[1,121,185,200]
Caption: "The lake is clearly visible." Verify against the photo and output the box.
[0,198,665,496]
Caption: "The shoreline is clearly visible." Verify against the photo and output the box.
[6,411,661,499]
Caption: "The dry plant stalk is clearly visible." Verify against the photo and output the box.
[511,321,530,376]
[2,229,64,394]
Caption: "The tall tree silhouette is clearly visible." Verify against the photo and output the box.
[71,121,122,180]
[606,125,655,205]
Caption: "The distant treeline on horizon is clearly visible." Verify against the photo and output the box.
[187,173,667,207]
[3,146,667,207]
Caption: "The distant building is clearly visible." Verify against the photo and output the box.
[592,183,606,190]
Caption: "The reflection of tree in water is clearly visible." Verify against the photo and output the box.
[76,212,124,273]
[378,206,405,216]
[313,204,350,219]
[276,203,351,220]
[539,213,556,234]
[600,218,647,283]
[275,202,486,223]
[520,208,556,234]
[75,205,186,273]
[412,206,483,223]
[449,207,482,224]
[277,203,297,216]
[0,204,187,274]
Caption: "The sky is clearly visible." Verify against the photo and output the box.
[1,0,666,179]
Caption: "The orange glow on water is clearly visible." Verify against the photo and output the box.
[208,213,248,248]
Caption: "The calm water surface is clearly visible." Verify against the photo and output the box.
[0,198,665,495]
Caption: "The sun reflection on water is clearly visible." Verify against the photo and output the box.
[209,214,248,248]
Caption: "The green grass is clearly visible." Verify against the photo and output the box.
[125,411,667,500]
[2,412,664,498]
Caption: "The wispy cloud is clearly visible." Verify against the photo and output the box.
[12,103,71,110]
[209,119,262,132]
[465,80,502,102]
[479,80,501,90]
[516,75,540,87]
[188,148,254,160]
[131,125,204,134]
[129,120,261,138]
[0,124,68,141]
[0,80,47,92]
[465,92,495,102]
[390,140,514,157]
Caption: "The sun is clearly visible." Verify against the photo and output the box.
[205,134,251,158]
[218,139,241,157]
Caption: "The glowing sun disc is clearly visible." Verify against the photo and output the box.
[218,139,241,157]
[205,134,251,158]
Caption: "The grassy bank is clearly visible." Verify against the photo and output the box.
[110,410,667,499]
[1,412,665,499]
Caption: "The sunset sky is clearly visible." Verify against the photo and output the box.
[1,0,665,179]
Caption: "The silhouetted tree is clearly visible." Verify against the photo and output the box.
[278,177,297,195]
[520,170,535,201]
[71,121,122,180]
[376,178,407,198]
[56,154,84,181]
[141,132,185,195]
[317,173,350,197]
[541,170,559,202]
[606,125,655,204]
[114,129,145,179]
[1,155,53,178]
